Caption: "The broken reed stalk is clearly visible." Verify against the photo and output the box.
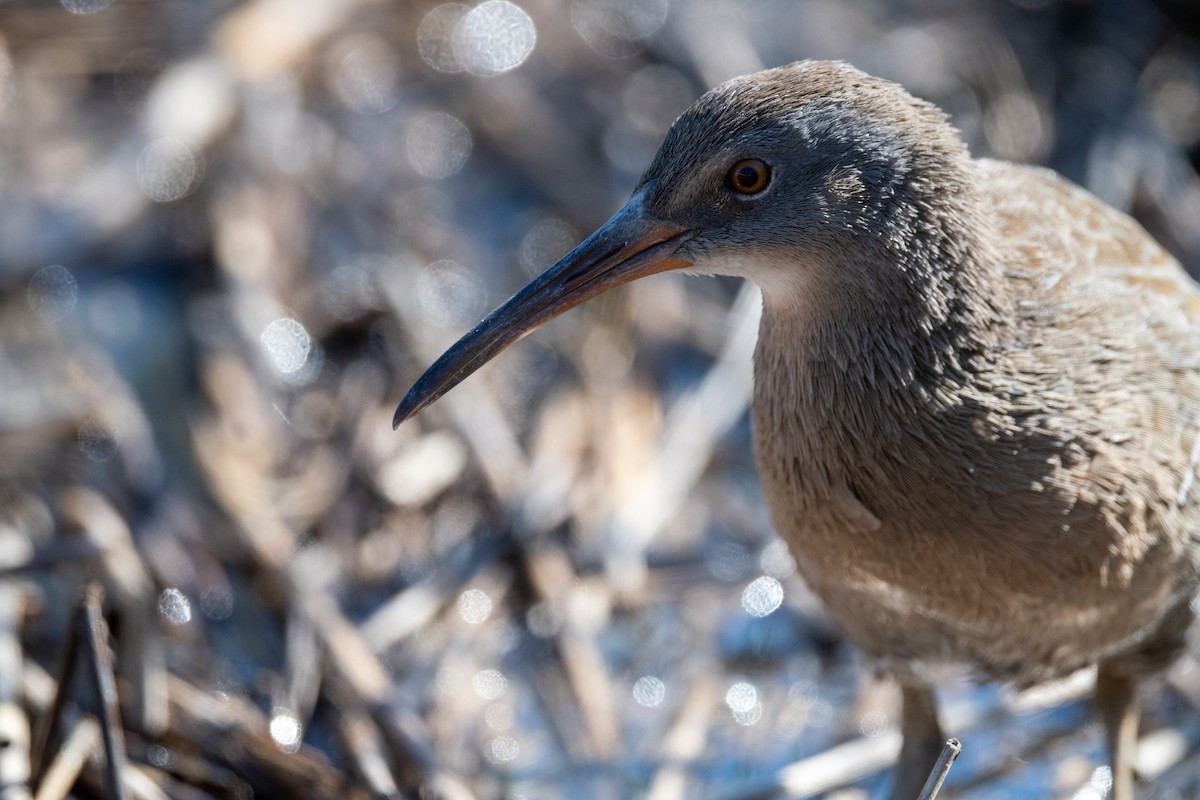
[79,585,130,800]
[916,738,962,800]
[33,717,101,800]
[29,584,129,800]
[29,601,82,790]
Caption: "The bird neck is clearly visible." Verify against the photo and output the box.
[751,199,1012,494]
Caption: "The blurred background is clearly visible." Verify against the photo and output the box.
[2,0,1200,798]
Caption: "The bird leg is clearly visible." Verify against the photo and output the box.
[1095,662,1139,800]
[891,683,945,800]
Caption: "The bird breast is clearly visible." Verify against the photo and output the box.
[746,162,1200,680]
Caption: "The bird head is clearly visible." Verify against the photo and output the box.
[394,60,973,426]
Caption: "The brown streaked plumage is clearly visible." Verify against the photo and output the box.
[394,61,1200,799]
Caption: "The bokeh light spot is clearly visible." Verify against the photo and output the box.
[260,318,312,375]
[146,745,174,768]
[458,588,494,624]
[759,538,797,578]
[632,675,666,708]
[158,588,193,625]
[485,700,514,730]
[741,575,784,617]
[418,3,470,73]
[486,734,520,763]
[726,681,762,725]
[725,681,757,713]
[526,602,561,637]
[473,668,508,700]
[734,702,763,726]
[335,39,401,114]
[519,218,578,278]
[269,708,302,752]
[200,585,234,621]
[28,265,79,323]
[454,1,537,76]
[136,137,200,202]
[407,112,472,179]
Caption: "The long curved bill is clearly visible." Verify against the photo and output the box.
[394,188,692,427]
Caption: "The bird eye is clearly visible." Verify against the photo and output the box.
[728,159,770,195]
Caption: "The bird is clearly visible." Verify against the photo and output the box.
[393,60,1200,799]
